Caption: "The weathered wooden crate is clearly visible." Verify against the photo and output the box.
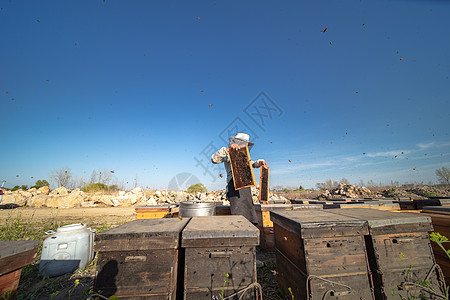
[271,210,374,300]
[329,209,444,300]
[420,206,450,287]
[414,199,450,209]
[396,200,416,210]
[181,216,259,299]
[94,218,189,299]
[0,241,40,300]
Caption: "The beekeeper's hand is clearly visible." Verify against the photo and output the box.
[228,144,240,151]
[260,161,268,168]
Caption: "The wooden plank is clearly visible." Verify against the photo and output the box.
[181,216,259,248]
[258,166,269,203]
[136,212,171,219]
[228,146,256,190]
[292,204,323,210]
[0,241,40,276]
[0,269,21,298]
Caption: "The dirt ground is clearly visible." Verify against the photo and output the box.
[0,206,136,225]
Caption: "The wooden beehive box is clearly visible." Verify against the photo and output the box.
[135,205,177,219]
[328,209,443,300]
[420,206,450,287]
[270,210,374,300]
[228,146,256,190]
[94,218,189,299]
[0,241,40,300]
[255,204,322,250]
[181,216,259,299]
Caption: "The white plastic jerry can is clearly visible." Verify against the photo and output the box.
[39,223,96,277]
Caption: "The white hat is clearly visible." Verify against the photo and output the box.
[229,133,254,147]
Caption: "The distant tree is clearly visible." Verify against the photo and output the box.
[32,179,50,189]
[436,167,450,185]
[187,183,207,194]
[89,170,98,184]
[11,185,28,191]
[366,180,376,187]
[316,179,338,190]
[49,166,72,188]
[89,169,112,185]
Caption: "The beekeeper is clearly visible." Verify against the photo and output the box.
[211,133,267,224]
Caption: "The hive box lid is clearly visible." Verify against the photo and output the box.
[95,218,189,251]
[181,216,259,247]
[327,208,433,234]
[270,210,369,238]
[0,240,40,276]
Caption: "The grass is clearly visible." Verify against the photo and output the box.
[0,208,123,300]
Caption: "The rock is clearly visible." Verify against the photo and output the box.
[147,197,157,206]
[2,193,28,206]
[317,183,379,200]
[37,186,51,195]
[28,195,49,207]
[49,187,69,196]
[18,190,33,199]
[90,195,115,207]
[131,187,143,194]
[46,190,86,208]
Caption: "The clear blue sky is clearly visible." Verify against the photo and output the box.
[1,0,449,190]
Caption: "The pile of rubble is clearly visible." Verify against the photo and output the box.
[406,186,447,198]
[0,185,287,208]
[317,183,381,200]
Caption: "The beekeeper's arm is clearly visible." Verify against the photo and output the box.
[211,147,229,164]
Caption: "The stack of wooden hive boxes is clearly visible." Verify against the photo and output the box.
[271,208,445,300]
[94,215,259,299]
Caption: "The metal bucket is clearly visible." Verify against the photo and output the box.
[179,201,216,218]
